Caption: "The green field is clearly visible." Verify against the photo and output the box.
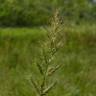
[0,24,96,96]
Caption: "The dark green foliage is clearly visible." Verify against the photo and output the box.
[0,0,96,26]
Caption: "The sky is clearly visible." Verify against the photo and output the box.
[93,0,96,3]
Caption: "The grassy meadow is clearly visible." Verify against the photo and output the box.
[0,24,96,96]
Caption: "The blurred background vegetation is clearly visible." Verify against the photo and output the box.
[0,0,96,96]
[0,0,96,27]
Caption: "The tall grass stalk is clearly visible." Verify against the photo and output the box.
[30,9,65,96]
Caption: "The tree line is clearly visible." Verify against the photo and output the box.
[0,0,96,27]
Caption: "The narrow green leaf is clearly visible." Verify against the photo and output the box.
[36,63,44,75]
[42,81,57,95]
[30,78,40,95]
